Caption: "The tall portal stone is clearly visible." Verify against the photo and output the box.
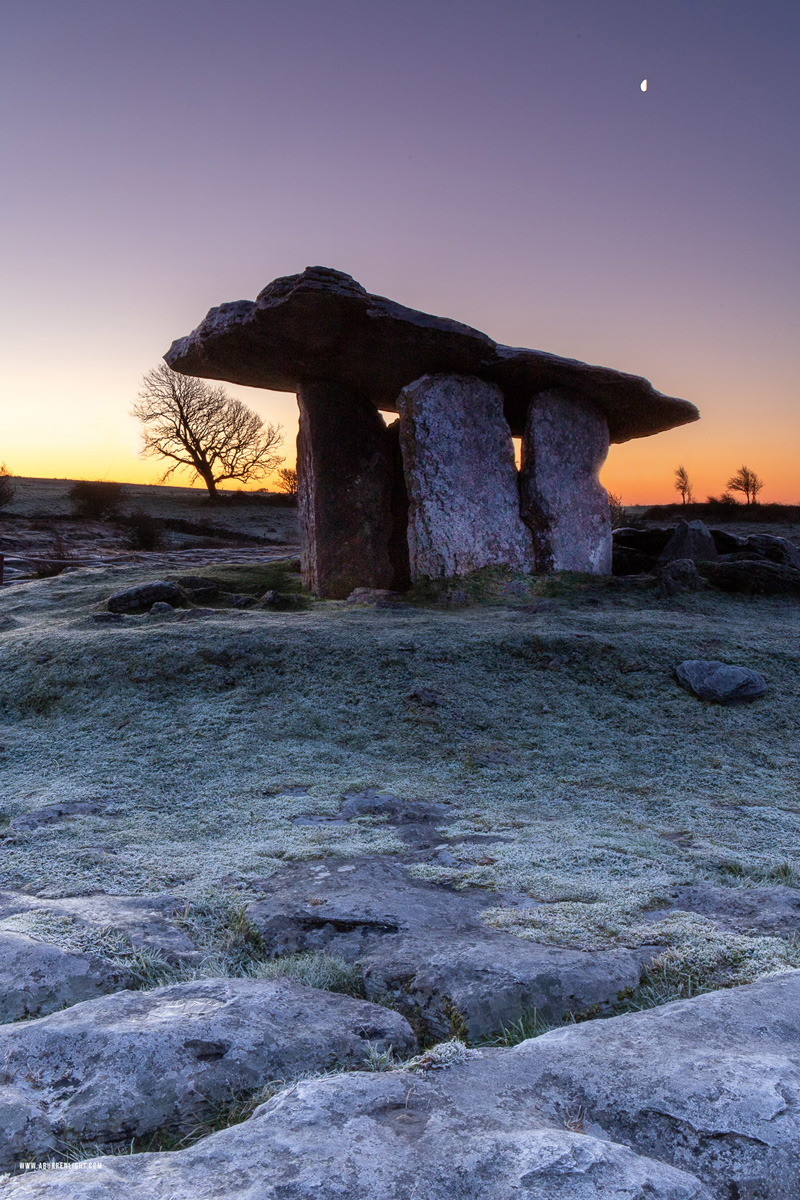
[519,389,611,574]
[297,382,408,598]
[398,374,534,580]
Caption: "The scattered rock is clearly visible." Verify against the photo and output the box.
[737,534,800,570]
[657,558,702,598]
[658,520,718,565]
[18,972,800,1198]
[0,932,135,1022]
[222,592,256,608]
[406,687,442,707]
[0,977,415,1169]
[256,590,308,610]
[246,859,656,1041]
[345,588,402,607]
[148,601,174,614]
[106,581,186,614]
[705,559,800,596]
[90,612,124,623]
[675,659,768,704]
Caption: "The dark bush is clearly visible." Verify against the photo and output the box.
[0,464,15,510]
[68,480,125,519]
[118,511,165,550]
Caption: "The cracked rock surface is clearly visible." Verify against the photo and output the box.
[11,973,800,1198]
[246,858,658,1040]
[0,977,415,1171]
[0,932,135,1023]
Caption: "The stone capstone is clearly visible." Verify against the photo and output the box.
[0,932,135,1023]
[397,374,534,580]
[14,973,800,1199]
[245,858,656,1041]
[165,266,699,443]
[705,559,800,596]
[519,388,612,573]
[0,977,415,1170]
[675,659,768,704]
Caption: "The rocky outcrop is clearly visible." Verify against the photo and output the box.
[165,266,698,443]
[519,388,611,573]
[245,858,656,1041]
[10,972,800,1199]
[397,375,534,580]
[106,581,186,613]
[0,977,415,1170]
[704,559,800,596]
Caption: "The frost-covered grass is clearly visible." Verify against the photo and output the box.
[1,562,799,991]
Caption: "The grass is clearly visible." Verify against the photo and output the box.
[0,559,799,1005]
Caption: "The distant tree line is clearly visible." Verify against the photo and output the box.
[674,464,764,506]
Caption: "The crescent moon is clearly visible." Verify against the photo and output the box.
[640,79,648,91]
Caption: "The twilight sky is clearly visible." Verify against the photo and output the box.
[1,0,798,502]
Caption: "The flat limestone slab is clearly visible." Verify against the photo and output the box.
[15,973,800,1197]
[0,977,415,1170]
[245,858,656,1041]
[165,266,698,442]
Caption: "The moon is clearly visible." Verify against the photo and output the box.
[640,79,648,92]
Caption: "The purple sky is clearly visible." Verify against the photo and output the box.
[2,0,798,500]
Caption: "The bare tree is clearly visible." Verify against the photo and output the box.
[133,364,284,498]
[275,466,298,496]
[726,465,764,505]
[673,465,693,504]
[0,463,14,510]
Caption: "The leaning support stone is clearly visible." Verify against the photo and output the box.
[398,374,534,580]
[519,389,612,574]
[297,382,409,598]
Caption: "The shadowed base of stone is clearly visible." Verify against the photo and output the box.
[245,857,659,1043]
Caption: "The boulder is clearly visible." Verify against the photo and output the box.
[657,558,702,598]
[658,520,718,564]
[106,581,185,614]
[0,977,415,1169]
[0,932,134,1023]
[705,559,800,596]
[165,266,699,443]
[397,374,533,580]
[246,859,656,1041]
[518,388,611,573]
[16,973,800,1198]
[739,534,800,570]
[674,659,768,704]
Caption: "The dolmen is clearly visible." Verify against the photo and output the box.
[166,267,699,598]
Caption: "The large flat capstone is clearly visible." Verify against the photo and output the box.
[165,266,698,443]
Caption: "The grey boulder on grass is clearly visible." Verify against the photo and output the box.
[675,659,768,704]
[0,932,135,1023]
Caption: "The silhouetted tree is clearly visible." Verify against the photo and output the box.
[726,465,764,505]
[276,466,298,496]
[133,364,284,499]
[673,465,693,504]
[0,463,14,509]
[607,491,627,529]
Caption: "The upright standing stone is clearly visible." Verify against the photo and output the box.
[398,374,534,580]
[297,382,409,598]
[519,389,612,574]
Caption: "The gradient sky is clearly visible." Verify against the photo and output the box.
[1,0,797,502]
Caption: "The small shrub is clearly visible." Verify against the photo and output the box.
[607,491,627,530]
[68,480,125,519]
[0,463,15,509]
[118,511,165,550]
